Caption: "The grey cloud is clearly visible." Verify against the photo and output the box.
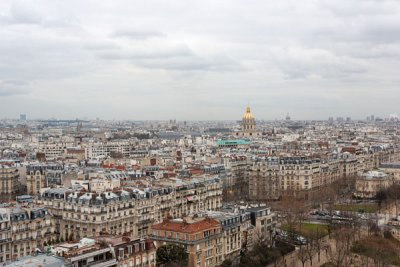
[100,45,193,60]
[100,46,241,71]
[0,80,29,96]
[134,55,241,71]
[0,0,399,119]
[270,47,366,79]
[0,1,43,25]
[84,42,120,51]
[111,30,165,40]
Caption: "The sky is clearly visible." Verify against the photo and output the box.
[0,0,400,120]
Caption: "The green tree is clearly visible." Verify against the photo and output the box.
[156,244,188,267]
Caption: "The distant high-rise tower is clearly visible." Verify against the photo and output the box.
[285,113,291,121]
[20,114,26,121]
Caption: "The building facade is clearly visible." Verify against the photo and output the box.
[151,217,222,267]
[0,166,20,202]
[0,206,56,263]
[38,177,223,241]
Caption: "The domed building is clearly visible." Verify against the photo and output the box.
[236,106,260,137]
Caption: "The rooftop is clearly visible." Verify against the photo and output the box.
[152,217,220,234]
[4,254,65,267]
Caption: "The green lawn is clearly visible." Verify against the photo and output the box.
[334,203,378,213]
[282,223,329,239]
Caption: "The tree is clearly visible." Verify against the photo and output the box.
[387,183,400,216]
[305,242,316,266]
[309,227,324,263]
[253,227,266,247]
[280,195,307,235]
[328,227,355,267]
[297,245,309,267]
[220,259,232,267]
[376,189,388,211]
[156,244,188,267]
[367,219,380,236]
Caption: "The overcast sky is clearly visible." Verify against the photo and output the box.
[0,0,399,120]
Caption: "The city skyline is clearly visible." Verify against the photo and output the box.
[1,0,400,120]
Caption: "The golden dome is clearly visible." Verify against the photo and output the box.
[243,106,255,120]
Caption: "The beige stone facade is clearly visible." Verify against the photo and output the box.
[0,166,19,201]
[26,164,63,196]
[38,177,223,242]
[0,206,56,263]
[151,217,223,267]
[354,171,391,198]
[249,147,400,200]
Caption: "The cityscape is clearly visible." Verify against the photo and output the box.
[1,109,400,267]
[1,1,400,267]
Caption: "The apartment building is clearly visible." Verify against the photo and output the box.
[249,157,321,200]
[380,162,400,180]
[63,242,117,267]
[0,166,19,201]
[248,157,281,200]
[84,141,132,159]
[151,216,223,267]
[38,177,223,241]
[246,206,277,246]
[26,163,64,196]
[97,236,157,267]
[0,206,55,263]
[249,147,400,200]
[354,170,391,198]
[202,211,249,262]
[222,156,249,188]
[37,142,73,160]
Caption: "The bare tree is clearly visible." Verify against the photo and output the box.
[328,227,355,267]
[367,219,380,236]
[387,183,400,216]
[309,227,324,263]
[279,194,308,245]
[305,242,316,266]
[297,245,309,267]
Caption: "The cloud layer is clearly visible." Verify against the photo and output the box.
[0,0,400,120]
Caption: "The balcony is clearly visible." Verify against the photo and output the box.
[88,259,117,267]
[150,233,222,245]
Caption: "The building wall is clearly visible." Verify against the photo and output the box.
[39,180,223,242]
[0,166,19,201]
[0,208,56,263]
